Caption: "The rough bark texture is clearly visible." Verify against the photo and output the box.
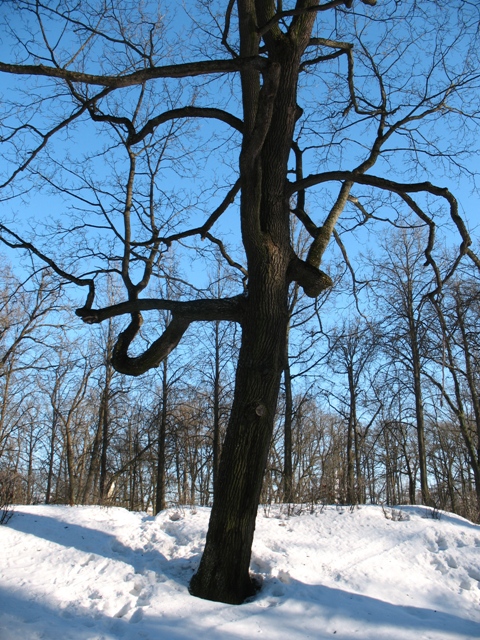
[189,1,318,604]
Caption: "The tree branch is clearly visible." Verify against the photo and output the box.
[0,224,95,310]
[75,294,246,325]
[90,294,246,376]
[126,107,243,145]
[288,171,471,256]
[258,1,347,38]
[111,313,190,376]
[0,56,269,88]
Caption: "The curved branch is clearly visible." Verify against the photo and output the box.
[204,233,249,282]
[128,107,243,145]
[111,313,190,376]
[96,294,246,376]
[222,0,238,57]
[0,224,95,309]
[288,171,471,254]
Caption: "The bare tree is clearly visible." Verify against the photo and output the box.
[0,0,479,603]
[365,227,438,504]
[0,264,62,478]
[324,318,378,504]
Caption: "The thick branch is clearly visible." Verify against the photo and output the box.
[258,1,347,37]
[0,56,269,87]
[111,313,190,376]
[307,180,353,267]
[104,294,246,376]
[240,61,281,169]
[258,1,376,38]
[75,294,246,324]
[287,256,333,298]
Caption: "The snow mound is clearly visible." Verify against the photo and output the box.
[0,504,479,639]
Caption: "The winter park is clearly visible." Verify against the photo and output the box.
[0,0,480,638]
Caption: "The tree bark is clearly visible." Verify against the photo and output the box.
[189,2,318,603]
[410,331,431,505]
[189,283,289,603]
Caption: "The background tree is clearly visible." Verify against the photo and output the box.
[366,227,437,504]
[324,317,378,504]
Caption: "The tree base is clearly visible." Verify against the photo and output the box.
[189,570,260,605]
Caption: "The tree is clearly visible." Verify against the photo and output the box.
[426,269,480,517]
[0,0,479,604]
[324,317,378,504]
[0,263,62,482]
[366,227,438,504]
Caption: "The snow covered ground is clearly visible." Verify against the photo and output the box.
[0,503,479,640]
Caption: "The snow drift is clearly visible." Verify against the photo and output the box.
[0,504,479,639]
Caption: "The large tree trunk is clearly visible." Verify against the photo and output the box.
[189,4,317,603]
[189,276,289,603]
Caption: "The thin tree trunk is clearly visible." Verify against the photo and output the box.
[408,307,431,505]
[212,321,221,497]
[283,342,294,504]
[455,294,480,508]
[45,409,58,505]
[81,402,103,504]
[155,357,168,514]
[99,366,112,502]
[346,368,356,504]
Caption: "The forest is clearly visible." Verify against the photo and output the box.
[2,227,480,524]
[1,0,480,603]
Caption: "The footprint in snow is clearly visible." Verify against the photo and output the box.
[114,602,132,619]
[467,567,480,583]
[431,557,448,575]
[129,608,144,624]
[436,535,448,551]
[81,553,96,567]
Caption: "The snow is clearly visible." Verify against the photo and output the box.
[0,504,479,639]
